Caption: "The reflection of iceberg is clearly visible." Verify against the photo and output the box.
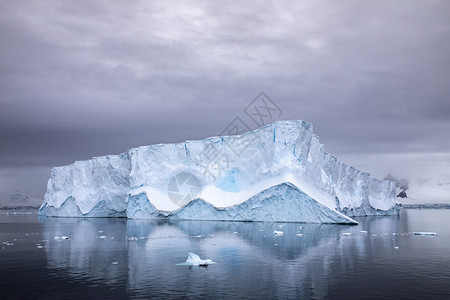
[39,215,403,299]
[39,120,398,223]
[39,216,129,284]
[177,253,214,266]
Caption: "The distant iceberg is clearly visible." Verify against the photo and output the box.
[39,120,399,223]
[0,191,42,210]
[413,232,438,236]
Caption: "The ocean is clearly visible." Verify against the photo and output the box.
[0,208,449,299]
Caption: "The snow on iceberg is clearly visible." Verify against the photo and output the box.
[38,120,399,223]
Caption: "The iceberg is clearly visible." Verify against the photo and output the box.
[39,120,399,223]
[177,253,214,266]
[413,232,438,236]
[0,191,42,210]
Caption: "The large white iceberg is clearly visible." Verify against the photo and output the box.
[39,120,399,223]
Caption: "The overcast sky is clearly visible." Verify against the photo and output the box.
[1,0,449,198]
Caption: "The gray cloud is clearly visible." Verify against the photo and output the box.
[1,0,449,197]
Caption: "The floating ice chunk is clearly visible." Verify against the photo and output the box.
[61,236,69,240]
[394,246,399,249]
[98,236,106,239]
[273,230,284,235]
[53,236,60,240]
[98,231,104,233]
[128,237,138,241]
[296,233,305,237]
[37,246,43,249]
[360,231,367,234]
[177,253,214,266]
[341,232,352,236]
[112,262,118,265]
[413,232,438,236]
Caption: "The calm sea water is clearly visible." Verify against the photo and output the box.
[0,209,449,299]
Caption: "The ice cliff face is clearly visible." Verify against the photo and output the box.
[127,183,357,224]
[39,120,399,223]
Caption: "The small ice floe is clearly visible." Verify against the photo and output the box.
[394,246,399,250]
[61,236,69,240]
[3,241,14,246]
[233,232,238,235]
[273,230,284,236]
[413,232,438,237]
[112,262,118,265]
[37,246,43,249]
[341,232,352,236]
[98,231,104,233]
[176,253,215,267]
[139,237,146,240]
[194,235,203,238]
[274,243,278,246]
[360,231,368,235]
[296,233,305,237]
[98,236,106,239]
[128,237,138,241]
[372,233,381,237]
[54,236,60,240]
[392,233,399,236]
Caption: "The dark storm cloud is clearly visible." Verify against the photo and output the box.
[1,0,450,197]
